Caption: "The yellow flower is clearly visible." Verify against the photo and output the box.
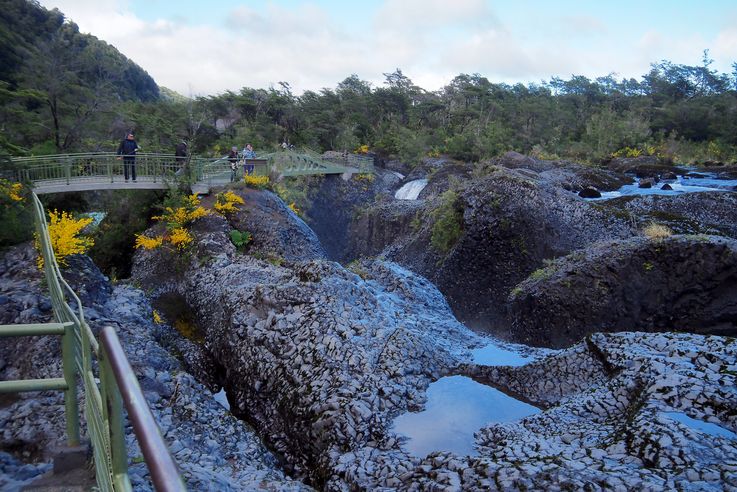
[288,202,301,216]
[37,210,94,268]
[0,179,24,202]
[152,310,163,324]
[134,234,164,250]
[244,175,270,188]
[168,227,193,250]
[214,190,245,215]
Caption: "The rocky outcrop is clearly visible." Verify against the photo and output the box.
[0,244,307,491]
[300,173,389,262]
[207,188,327,262]
[508,235,737,348]
[456,332,737,490]
[387,166,635,333]
[492,151,633,192]
[131,202,737,490]
[609,191,737,239]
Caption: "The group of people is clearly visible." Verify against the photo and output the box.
[228,144,256,182]
[116,132,257,183]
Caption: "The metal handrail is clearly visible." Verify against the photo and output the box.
[100,327,184,491]
[0,192,185,491]
[9,150,374,193]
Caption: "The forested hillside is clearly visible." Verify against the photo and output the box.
[1,0,736,166]
[0,0,159,154]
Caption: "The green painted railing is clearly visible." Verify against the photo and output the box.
[7,150,374,194]
[0,193,184,491]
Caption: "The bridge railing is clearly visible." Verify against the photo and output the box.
[11,153,184,185]
[9,149,374,193]
[0,193,184,491]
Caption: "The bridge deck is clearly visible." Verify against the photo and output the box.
[8,151,373,195]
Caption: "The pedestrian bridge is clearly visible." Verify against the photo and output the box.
[8,150,374,195]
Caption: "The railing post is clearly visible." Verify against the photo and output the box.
[65,158,72,185]
[61,319,81,446]
[108,159,113,184]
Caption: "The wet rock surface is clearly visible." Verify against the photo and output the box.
[386,166,635,333]
[608,191,737,238]
[0,244,308,491]
[508,235,737,348]
[130,195,737,490]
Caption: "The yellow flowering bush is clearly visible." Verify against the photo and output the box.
[0,179,24,203]
[355,144,370,154]
[152,310,163,324]
[37,210,94,268]
[153,194,209,228]
[611,147,643,158]
[288,202,301,216]
[168,227,193,250]
[140,193,208,253]
[134,234,164,250]
[214,190,245,215]
[244,175,270,189]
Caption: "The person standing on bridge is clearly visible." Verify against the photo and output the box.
[174,140,188,177]
[242,143,256,176]
[117,132,140,182]
[228,146,239,182]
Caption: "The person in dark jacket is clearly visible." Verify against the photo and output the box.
[117,132,140,182]
[228,146,239,182]
[174,140,188,176]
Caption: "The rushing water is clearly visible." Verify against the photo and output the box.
[391,375,540,457]
[395,179,429,200]
[592,171,737,200]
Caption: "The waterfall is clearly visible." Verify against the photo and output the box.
[395,179,429,200]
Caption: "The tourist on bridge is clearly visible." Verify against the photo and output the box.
[228,146,239,182]
[117,132,140,182]
[174,140,188,177]
[242,143,256,176]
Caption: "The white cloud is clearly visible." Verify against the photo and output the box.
[713,27,737,62]
[35,0,737,96]
[374,0,495,30]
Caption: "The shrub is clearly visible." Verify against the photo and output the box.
[642,222,672,240]
[430,190,464,253]
[153,193,209,228]
[37,210,94,268]
[244,174,270,189]
[134,234,164,250]
[214,190,245,215]
[0,179,32,248]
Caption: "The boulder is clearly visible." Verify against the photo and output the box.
[610,191,737,239]
[661,171,677,181]
[660,183,673,190]
[578,186,602,198]
[382,167,634,333]
[508,235,737,348]
[638,178,654,188]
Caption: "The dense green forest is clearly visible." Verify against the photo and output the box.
[1,0,737,165]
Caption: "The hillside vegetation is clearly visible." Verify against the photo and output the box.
[0,1,736,166]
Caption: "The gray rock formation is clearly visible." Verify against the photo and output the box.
[508,235,737,348]
[610,191,737,239]
[130,200,737,490]
[0,243,308,491]
[385,166,634,333]
[130,185,737,490]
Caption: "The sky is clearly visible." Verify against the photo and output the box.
[37,0,737,96]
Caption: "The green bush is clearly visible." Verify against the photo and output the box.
[430,190,464,253]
